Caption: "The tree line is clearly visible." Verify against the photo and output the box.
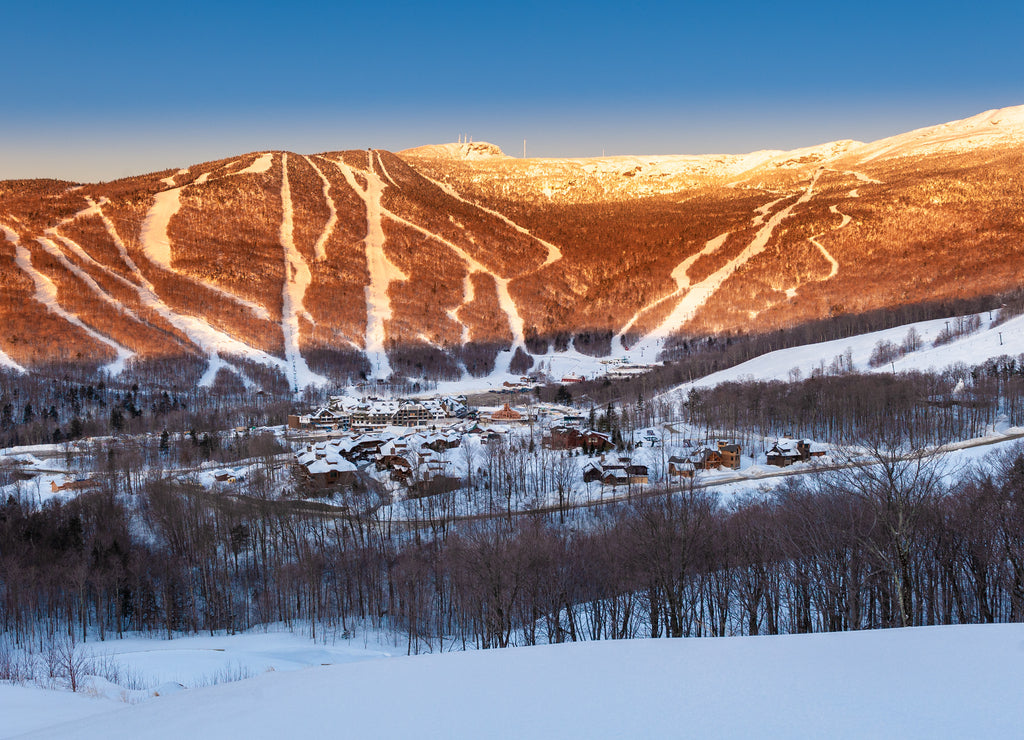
[4,438,1024,652]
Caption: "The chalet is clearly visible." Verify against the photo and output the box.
[717,441,742,470]
[303,455,358,488]
[766,438,827,467]
[691,446,724,471]
[625,463,649,485]
[582,461,604,483]
[766,440,802,467]
[543,426,613,452]
[585,456,648,487]
[668,456,695,478]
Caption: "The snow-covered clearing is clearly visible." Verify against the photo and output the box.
[1,225,133,375]
[235,152,273,176]
[9,624,1024,739]
[332,156,406,379]
[0,348,24,373]
[670,309,1024,396]
[278,154,326,390]
[797,202,845,294]
[380,205,527,352]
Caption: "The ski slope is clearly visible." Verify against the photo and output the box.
[671,310,1024,396]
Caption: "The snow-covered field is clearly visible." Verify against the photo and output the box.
[6,624,1024,739]
[667,310,1024,397]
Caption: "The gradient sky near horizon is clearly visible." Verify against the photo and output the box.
[3,0,1022,182]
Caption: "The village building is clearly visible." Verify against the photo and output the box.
[490,403,526,423]
[765,438,828,467]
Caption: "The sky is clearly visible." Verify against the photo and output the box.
[2,0,1022,182]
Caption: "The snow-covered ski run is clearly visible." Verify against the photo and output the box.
[279,153,326,391]
[1,225,134,375]
[332,155,405,380]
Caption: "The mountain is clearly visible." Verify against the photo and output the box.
[1,106,1022,388]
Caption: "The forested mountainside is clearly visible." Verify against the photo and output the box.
[1,106,1022,386]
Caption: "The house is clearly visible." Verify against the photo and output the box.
[584,455,648,487]
[766,438,828,467]
[717,441,742,470]
[691,446,723,471]
[303,456,358,488]
[766,439,802,467]
[668,456,695,478]
[582,461,604,483]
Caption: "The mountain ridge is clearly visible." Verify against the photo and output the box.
[1,105,1022,388]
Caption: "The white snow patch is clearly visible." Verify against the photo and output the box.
[235,152,273,175]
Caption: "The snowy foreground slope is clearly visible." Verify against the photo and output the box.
[9,624,1024,739]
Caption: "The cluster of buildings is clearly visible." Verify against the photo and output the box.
[668,440,743,478]
[293,421,507,494]
[582,455,650,487]
[289,395,470,432]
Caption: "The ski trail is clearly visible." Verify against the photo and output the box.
[1,225,133,374]
[751,196,787,227]
[829,203,852,230]
[305,156,338,261]
[844,170,881,198]
[36,235,145,322]
[90,202,295,387]
[452,271,478,344]
[632,172,823,353]
[614,231,732,351]
[332,158,406,379]
[279,154,325,391]
[139,173,272,320]
[379,206,526,348]
[789,203,851,299]
[851,170,882,184]
[374,151,400,188]
[422,174,563,268]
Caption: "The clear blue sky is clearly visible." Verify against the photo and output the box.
[3,0,1022,181]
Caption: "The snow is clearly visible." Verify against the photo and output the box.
[304,156,337,261]
[138,172,272,322]
[1,225,133,375]
[92,198,296,388]
[424,173,563,268]
[278,154,328,390]
[333,155,408,379]
[847,104,1024,164]
[628,172,822,359]
[235,152,273,176]
[9,624,1024,739]
[669,310,1024,396]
